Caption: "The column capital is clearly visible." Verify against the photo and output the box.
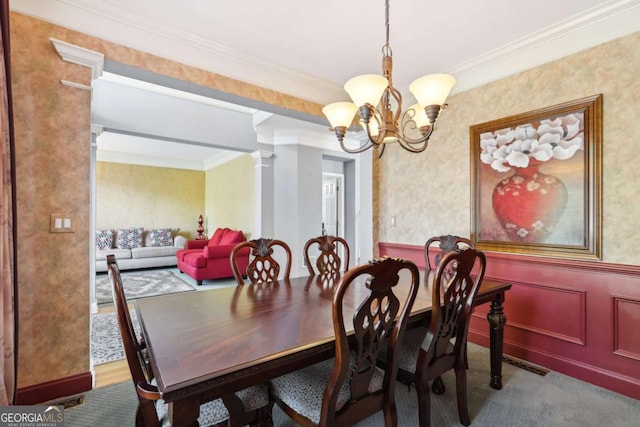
[90,124,104,136]
[251,150,274,160]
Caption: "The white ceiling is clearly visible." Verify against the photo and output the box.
[11,0,640,169]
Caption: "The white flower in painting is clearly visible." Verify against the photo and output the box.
[480,113,584,172]
[532,221,545,231]
[526,181,540,191]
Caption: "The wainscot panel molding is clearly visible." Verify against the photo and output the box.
[379,241,640,400]
[15,372,92,405]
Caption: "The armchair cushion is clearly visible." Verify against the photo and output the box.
[204,244,249,260]
[204,244,233,259]
[220,229,245,245]
[185,239,208,250]
[209,227,228,246]
[183,253,207,268]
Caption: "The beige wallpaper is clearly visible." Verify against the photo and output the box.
[204,154,255,239]
[376,31,640,265]
[96,162,204,239]
[12,14,92,387]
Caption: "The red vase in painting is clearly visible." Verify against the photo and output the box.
[492,161,568,243]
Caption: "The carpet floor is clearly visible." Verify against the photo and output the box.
[94,269,196,305]
[67,343,639,426]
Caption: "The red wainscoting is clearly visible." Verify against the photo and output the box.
[379,242,640,400]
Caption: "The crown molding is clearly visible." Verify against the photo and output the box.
[50,37,104,79]
[449,0,640,94]
[15,0,640,103]
[15,1,343,103]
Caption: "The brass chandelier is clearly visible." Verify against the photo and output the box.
[322,0,456,158]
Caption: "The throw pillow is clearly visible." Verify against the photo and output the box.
[208,228,227,246]
[95,229,114,250]
[116,227,144,249]
[220,230,245,245]
[149,228,174,247]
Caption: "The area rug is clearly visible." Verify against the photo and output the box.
[95,269,196,305]
[91,309,140,365]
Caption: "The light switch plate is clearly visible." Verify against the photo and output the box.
[50,213,75,233]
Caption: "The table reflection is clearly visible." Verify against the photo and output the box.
[304,272,342,299]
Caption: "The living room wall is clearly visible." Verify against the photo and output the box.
[96,161,204,239]
[204,154,255,239]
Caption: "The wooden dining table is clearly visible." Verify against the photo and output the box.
[135,269,511,427]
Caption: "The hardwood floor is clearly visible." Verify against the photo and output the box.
[95,360,131,388]
[94,304,132,388]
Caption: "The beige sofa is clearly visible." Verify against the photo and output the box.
[95,228,186,272]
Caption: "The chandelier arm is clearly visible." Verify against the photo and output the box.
[396,136,429,153]
[361,105,385,146]
[397,107,435,145]
[340,138,376,154]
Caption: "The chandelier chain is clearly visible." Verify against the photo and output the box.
[383,0,391,57]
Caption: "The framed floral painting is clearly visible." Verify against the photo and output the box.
[470,95,602,259]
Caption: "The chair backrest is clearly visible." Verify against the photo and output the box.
[424,235,474,270]
[107,255,161,427]
[422,248,486,371]
[303,235,350,276]
[231,238,292,285]
[320,257,420,426]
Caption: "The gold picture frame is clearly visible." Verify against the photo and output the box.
[470,94,602,259]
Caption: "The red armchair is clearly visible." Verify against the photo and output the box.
[176,227,249,285]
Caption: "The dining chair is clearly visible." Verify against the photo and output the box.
[394,234,477,389]
[106,255,273,427]
[396,248,486,427]
[231,238,292,285]
[303,235,350,276]
[424,234,474,271]
[269,256,420,426]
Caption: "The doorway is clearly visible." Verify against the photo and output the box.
[322,173,345,263]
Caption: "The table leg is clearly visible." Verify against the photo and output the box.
[169,397,200,427]
[487,294,507,390]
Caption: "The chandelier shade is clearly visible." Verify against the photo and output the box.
[323,0,456,158]
[408,103,430,129]
[344,74,388,109]
[409,74,457,107]
[322,102,358,129]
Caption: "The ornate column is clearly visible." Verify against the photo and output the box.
[89,124,103,314]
